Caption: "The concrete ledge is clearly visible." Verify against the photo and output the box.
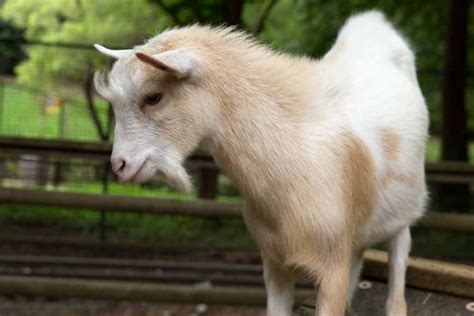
[364,249,474,298]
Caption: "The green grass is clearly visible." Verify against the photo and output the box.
[0,83,109,141]
[63,181,195,199]
[426,138,474,163]
[0,179,247,247]
[425,139,441,163]
[0,203,254,247]
[0,172,245,247]
[411,229,474,259]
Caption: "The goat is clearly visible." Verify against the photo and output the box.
[94,10,428,316]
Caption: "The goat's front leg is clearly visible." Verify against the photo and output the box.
[263,256,295,316]
[315,253,351,316]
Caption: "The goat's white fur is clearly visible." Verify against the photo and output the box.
[94,10,428,316]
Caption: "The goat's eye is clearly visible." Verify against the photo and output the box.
[144,93,162,106]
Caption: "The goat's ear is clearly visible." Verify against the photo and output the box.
[135,49,196,79]
[94,44,131,59]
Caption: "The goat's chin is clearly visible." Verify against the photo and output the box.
[148,156,193,194]
[129,151,193,194]
[131,166,192,194]
[160,164,193,194]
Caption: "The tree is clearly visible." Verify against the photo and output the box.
[0,19,25,75]
[2,0,167,88]
[148,0,279,32]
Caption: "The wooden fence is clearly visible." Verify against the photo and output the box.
[1,136,474,235]
[2,136,474,181]
[0,187,473,233]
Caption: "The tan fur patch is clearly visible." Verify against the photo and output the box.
[382,168,417,187]
[341,131,377,232]
[379,128,418,188]
[379,128,401,161]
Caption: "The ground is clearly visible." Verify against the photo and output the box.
[295,280,474,316]
[0,297,266,316]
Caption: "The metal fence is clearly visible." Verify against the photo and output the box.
[0,82,112,141]
[0,38,114,142]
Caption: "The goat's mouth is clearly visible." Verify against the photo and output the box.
[116,158,148,184]
[130,160,152,183]
[119,159,192,194]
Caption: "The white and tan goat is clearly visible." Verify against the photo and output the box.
[94,11,428,316]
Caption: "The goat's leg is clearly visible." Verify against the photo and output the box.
[263,257,295,316]
[346,249,365,311]
[315,253,351,316]
[386,226,411,316]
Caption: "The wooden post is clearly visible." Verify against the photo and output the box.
[198,167,218,199]
[100,99,113,244]
[99,162,110,244]
[37,154,49,187]
[440,0,471,211]
[0,82,4,134]
[53,103,67,186]
[0,83,4,182]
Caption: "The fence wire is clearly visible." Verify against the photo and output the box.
[0,39,113,142]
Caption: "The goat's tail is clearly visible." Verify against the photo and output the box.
[329,10,417,82]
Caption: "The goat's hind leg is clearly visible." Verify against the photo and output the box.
[263,257,295,316]
[386,226,411,316]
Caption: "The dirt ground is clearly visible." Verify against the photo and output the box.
[0,236,267,315]
[0,296,266,316]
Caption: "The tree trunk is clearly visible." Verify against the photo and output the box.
[440,0,470,211]
[224,0,244,26]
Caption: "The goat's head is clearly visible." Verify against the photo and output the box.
[94,43,219,193]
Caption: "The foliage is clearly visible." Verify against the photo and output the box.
[1,0,167,88]
[146,0,273,31]
[0,18,25,75]
[147,0,238,25]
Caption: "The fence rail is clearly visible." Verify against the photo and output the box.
[0,187,473,233]
[2,135,474,180]
[0,187,240,218]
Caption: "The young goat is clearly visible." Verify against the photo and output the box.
[94,11,428,316]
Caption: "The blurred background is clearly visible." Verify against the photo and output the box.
[0,0,473,315]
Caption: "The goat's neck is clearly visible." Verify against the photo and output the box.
[204,59,323,206]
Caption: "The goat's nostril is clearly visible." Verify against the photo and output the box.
[111,158,126,174]
[118,160,126,172]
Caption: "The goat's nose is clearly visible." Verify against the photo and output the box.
[111,157,127,175]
